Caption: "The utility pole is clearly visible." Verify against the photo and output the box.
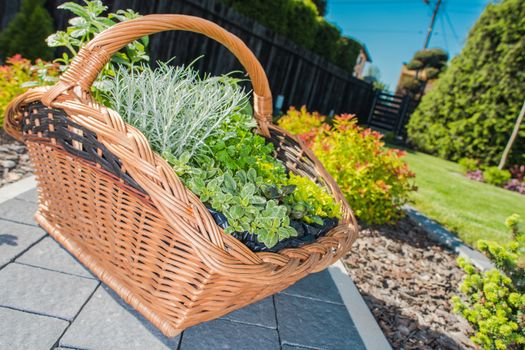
[423,0,442,49]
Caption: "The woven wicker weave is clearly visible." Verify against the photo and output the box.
[4,15,358,336]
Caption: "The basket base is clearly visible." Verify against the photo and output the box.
[34,210,183,338]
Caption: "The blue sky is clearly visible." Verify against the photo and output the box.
[326,0,491,91]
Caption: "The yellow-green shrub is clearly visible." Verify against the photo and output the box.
[278,107,416,224]
[453,214,525,350]
[0,55,58,128]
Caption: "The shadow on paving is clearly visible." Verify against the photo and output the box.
[0,234,18,246]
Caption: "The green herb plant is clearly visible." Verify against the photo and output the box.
[45,0,149,102]
[107,64,341,248]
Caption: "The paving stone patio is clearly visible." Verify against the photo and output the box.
[0,188,367,350]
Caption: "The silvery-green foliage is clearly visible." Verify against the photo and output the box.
[104,63,249,158]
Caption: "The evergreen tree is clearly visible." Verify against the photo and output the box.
[407,0,525,165]
[0,0,55,61]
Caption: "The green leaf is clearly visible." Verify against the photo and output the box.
[240,183,256,199]
[58,2,91,18]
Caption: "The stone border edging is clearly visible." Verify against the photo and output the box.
[328,260,392,350]
[0,175,36,205]
[404,206,494,271]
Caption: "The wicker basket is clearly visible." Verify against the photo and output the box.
[4,15,358,336]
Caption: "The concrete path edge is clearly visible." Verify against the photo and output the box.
[0,175,36,205]
[405,205,494,271]
[328,260,392,350]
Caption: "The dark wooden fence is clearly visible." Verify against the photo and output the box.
[1,0,376,122]
[366,91,417,138]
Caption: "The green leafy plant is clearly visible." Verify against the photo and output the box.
[0,0,55,61]
[278,107,416,224]
[453,214,525,349]
[407,0,525,166]
[459,158,479,174]
[45,0,149,101]
[107,65,341,248]
[104,63,249,158]
[0,55,59,127]
[484,166,512,186]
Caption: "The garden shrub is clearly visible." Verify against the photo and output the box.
[334,37,361,73]
[285,0,319,49]
[458,158,479,174]
[484,166,511,187]
[278,107,416,224]
[407,0,525,166]
[221,0,360,72]
[0,55,59,127]
[221,0,290,35]
[276,106,325,139]
[0,0,55,61]
[312,18,341,62]
[453,214,525,350]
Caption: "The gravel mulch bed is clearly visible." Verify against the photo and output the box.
[344,218,476,350]
[0,130,32,187]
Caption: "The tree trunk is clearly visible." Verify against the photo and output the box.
[498,99,525,170]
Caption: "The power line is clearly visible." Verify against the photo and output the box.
[443,10,461,44]
[439,10,449,51]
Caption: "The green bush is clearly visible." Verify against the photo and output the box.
[223,0,290,34]
[278,107,417,224]
[0,0,55,61]
[334,37,361,72]
[484,166,511,186]
[285,0,319,49]
[453,214,525,350]
[311,0,327,16]
[407,0,525,165]
[312,18,340,62]
[0,56,59,128]
[458,158,479,174]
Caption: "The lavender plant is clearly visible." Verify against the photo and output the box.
[105,63,249,158]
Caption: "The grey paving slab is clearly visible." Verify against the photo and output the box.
[60,285,180,350]
[282,345,312,350]
[16,236,94,279]
[181,318,280,350]
[0,306,68,350]
[16,188,38,203]
[280,270,344,304]
[221,296,277,329]
[0,198,39,226]
[0,219,46,268]
[275,293,366,350]
[0,263,98,320]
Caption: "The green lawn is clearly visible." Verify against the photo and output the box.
[402,150,525,245]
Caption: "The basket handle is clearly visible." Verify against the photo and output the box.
[41,14,273,136]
